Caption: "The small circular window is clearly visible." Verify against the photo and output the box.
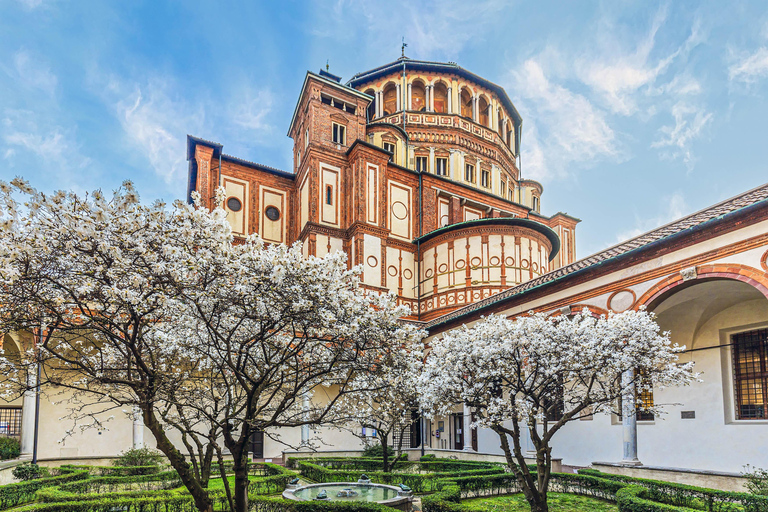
[227,197,242,212]
[265,206,280,221]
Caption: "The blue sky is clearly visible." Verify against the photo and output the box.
[2,1,768,258]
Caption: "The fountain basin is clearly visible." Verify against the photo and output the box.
[282,482,411,510]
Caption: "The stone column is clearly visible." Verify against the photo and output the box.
[396,83,401,112]
[487,104,493,128]
[472,96,478,123]
[19,369,37,457]
[300,394,310,449]
[462,404,474,451]
[447,87,452,114]
[429,147,435,174]
[429,85,435,112]
[132,406,144,449]
[407,83,412,110]
[621,370,641,465]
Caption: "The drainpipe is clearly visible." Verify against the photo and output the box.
[32,322,42,464]
[217,152,222,208]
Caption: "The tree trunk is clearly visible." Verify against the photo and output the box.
[215,445,234,512]
[380,432,390,473]
[200,440,214,488]
[142,406,212,512]
[231,445,250,512]
[493,425,549,512]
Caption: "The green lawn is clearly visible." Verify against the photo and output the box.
[170,474,265,493]
[462,493,618,512]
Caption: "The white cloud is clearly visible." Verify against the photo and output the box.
[728,47,768,85]
[2,50,58,97]
[651,102,712,171]
[1,109,90,170]
[507,10,710,180]
[511,60,618,181]
[314,0,509,61]
[106,78,200,185]
[230,88,274,133]
[94,72,275,184]
[578,11,704,115]
[14,0,47,8]
[616,192,689,242]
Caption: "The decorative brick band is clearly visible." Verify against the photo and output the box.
[635,263,768,310]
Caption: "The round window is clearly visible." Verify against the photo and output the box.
[227,197,242,212]
[265,206,280,221]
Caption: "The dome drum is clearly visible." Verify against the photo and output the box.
[415,218,559,319]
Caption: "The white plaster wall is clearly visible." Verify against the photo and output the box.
[469,294,768,473]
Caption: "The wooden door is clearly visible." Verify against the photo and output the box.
[453,413,463,450]
[250,430,264,459]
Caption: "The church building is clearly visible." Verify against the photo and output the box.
[186,57,579,321]
[3,57,767,487]
[185,56,768,479]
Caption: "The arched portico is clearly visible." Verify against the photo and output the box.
[637,264,768,311]
[1,332,28,456]
[615,271,768,469]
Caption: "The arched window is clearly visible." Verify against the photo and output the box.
[460,88,472,119]
[478,96,489,127]
[365,88,376,120]
[411,81,426,112]
[506,121,512,149]
[433,82,448,113]
[383,83,397,116]
[498,111,503,135]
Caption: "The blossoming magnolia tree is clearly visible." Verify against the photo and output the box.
[336,339,424,473]
[419,310,697,512]
[0,178,419,512]
[0,179,227,512]
[165,227,423,512]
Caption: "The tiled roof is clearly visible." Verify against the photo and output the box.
[425,181,768,330]
[413,217,561,261]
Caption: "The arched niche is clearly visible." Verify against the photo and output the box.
[478,96,489,127]
[460,88,472,119]
[411,80,426,112]
[382,83,397,116]
[433,82,448,113]
[365,88,376,120]
[650,278,768,351]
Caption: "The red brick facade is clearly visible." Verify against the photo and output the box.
[187,61,579,320]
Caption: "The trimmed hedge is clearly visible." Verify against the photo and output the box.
[0,438,20,461]
[62,464,161,476]
[35,471,183,502]
[577,469,768,512]
[0,468,88,510]
[617,485,700,512]
[295,459,505,493]
[421,466,768,512]
[13,495,402,512]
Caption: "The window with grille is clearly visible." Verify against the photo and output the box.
[500,180,507,198]
[617,370,655,421]
[732,329,768,420]
[481,169,490,188]
[436,158,448,176]
[544,378,564,422]
[383,142,395,162]
[332,123,346,145]
[0,407,22,438]
[416,156,428,173]
[465,164,475,183]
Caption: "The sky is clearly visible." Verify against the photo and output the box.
[2,1,768,258]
